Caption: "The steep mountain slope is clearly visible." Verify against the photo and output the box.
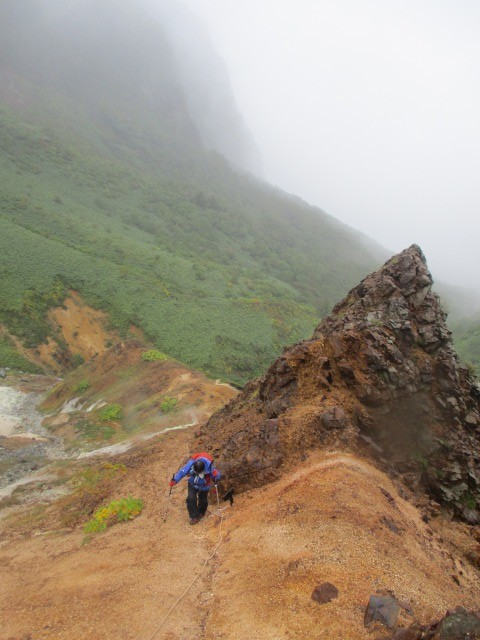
[0,0,260,176]
[0,0,385,383]
[1,245,479,639]
[40,338,237,451]
[199,245,480,522]
[1,430,479,640]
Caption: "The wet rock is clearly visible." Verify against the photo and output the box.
[311,582,339,604]
[364,595,401,629]
[438,611,480,639]
[391,609,480,640]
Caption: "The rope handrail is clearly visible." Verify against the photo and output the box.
[146,488,225,640]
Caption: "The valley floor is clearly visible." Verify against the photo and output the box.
[1,430,479,640]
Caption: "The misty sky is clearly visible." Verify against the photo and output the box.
[183,0,480,291]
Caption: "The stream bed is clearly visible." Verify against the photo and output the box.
[0,382,65,495]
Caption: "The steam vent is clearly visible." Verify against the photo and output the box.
[199,245,480,523]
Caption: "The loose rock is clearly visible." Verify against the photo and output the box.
[311,582,339,604]
[364,595,401,629]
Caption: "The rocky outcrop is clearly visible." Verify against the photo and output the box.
[199,246,480,522]
[392,607,480,639]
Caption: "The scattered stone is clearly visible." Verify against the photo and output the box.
[392,625,423,640]
[380,488,396,505]
[364,595,401,629]
[390,609,480,640]
[320,406,347,429]
[311,582,339,604]
[0,368,6,379]
[381,516,400,534]
[439,611,480,639]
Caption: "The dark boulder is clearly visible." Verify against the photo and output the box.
[391,609,480,639]
[364,595,401,629]
[311,582,339,604]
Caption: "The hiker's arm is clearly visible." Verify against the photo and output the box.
[173,459,194,483]
[211,466,221,483]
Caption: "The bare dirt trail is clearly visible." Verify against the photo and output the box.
[1,430,221,640]
[1,441,480,640]
[204,453,480,640]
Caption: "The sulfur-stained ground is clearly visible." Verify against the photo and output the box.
[1,431,479,640]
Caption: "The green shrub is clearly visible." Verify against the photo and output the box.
[141,349,168,362]
[72,353,85,367]
[463,492,477,510]
[75,420,114,441]
[73,463,126,489]
[74,379,90,394]
[83,496,144,533]
[0,337,40,372]
[99,404,122,422]
[0,100,384,384]
[58,462,126,528]
[160,397,177,412]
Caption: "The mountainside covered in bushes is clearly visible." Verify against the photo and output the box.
[0,0,386,383]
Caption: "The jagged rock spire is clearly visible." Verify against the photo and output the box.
[198,246,480,523]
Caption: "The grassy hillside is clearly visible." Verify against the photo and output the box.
[0,1,385,383]
[1,102,382,382]
[451,316,480,376]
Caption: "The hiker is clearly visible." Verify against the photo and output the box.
[169,452,221,525]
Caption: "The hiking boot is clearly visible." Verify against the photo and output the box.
[189,517,200,525]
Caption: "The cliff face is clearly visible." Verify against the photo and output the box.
[199,245,480,522]
[0,0,261,175]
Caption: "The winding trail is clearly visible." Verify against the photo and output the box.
[2,438,480,640]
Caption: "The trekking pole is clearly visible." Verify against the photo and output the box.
[214,483,221,514]
[162,475,175,523]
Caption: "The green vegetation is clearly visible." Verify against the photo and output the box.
[450,315,480,378]
[463,492,478,510]
[0,0,477,385]
[0,3,386,384]
[73,379,90,394]
[160,397,178,413]
[0,335,40,372]
[84,496,144,533]
[99,404,122,422]
[0,102,380,383]
[141,349,168,362]
[72,354,85,367]
[72,463,126,489]
[59,462,126,528]
[75,419,114,442]
[0,278,66,349]
[413,452,429,471]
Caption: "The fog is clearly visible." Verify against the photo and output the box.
[182,0,480,293]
